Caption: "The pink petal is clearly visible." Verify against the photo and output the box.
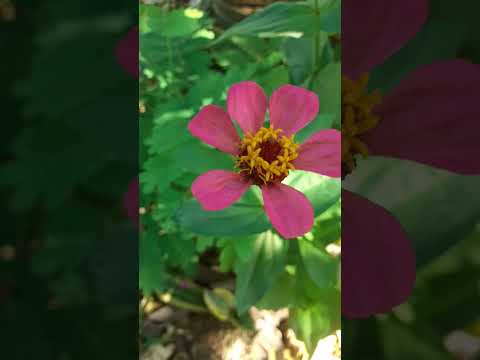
[192,170,252,211]
[269,85,319,137]
[343,0,428,79]
[261,183,314,239]
[293,129,341,178]
[123,178,139,226]
[188,105,241,155]
[363,60,480,175]
[342,190,416,318]
[116,26,139,78]
[227,81,267,134]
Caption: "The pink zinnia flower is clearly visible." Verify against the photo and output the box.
[123,178,139,226]
[116,26,139,78]
[343,0,480,317]
[188,82,341,239]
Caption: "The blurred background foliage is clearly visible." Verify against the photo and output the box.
[138,0,341,356]
[343,0,480,358]
[1,0,137,359]
[2,0,480,359]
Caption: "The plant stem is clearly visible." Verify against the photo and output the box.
[308,0,321,90]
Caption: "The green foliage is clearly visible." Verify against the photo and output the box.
[216,2,320,42]
[298,238,339,289]
[234,231,289,314]
[139,1,341,351]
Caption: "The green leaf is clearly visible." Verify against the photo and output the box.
[313,62,341,125]
[290,304,337,352]
[140,6,205,37]
[195,236,216,252]
[140,154,182,194]
[255,65,290,96]
[283,37,314,85]
[284,171,341,217]
[170,140,234,174]
[216,3,319,42]
[317,0,340,34]
[139,231,166,295]
[218,241,236,273]
[203,288,234,321]
[233,236,257,262]
[175,188,270,236]
[311,214,341,246]
[392,175,480,267]
[160,233,197,273]
[349,157,480,267]
[145,118,191,155]
[141,33,208,71]
[153,9,202,38]
[234,231,289,314]
[256,271,296,310]
[295,113,334,143]
[298,238,339,289]
[177,170,340,237]
[186,72,226,108]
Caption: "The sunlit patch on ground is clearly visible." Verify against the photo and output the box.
[140,300,340,360]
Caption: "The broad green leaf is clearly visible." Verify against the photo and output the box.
[347,157,480,267]
[284,171,341,217]
[317,0,340,34]
[313,62,341,125]
[216,3,319,42]
[392,176,480,267]
[283,37,314,85]
[175,188,270,236]
[233,236,257,262]
[177,171,340,236]
[234,231,289,314]
[290,304,337,352]
[170,140,234,174]
[295,113,334,143]
[298,238,339,289]
[256,272,296,310]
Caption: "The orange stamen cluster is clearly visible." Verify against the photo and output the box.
[236,126,299,185]
[342,73,382,178]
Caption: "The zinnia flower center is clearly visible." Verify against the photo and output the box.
[235,127,299,185]
[342,73,382,179]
